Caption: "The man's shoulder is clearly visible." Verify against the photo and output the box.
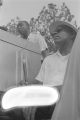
[44,52,57,62]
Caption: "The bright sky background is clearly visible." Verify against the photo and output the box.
[0,0,80,26]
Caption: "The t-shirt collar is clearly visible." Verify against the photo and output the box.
[56,50,69,58]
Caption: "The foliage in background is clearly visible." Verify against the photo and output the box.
[6,16,21,36]
[30,2,78,51]
[0,25,8,31]
[2,2,78,52]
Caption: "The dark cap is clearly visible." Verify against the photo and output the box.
[49,21,77,36]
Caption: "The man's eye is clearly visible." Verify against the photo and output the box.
[51,32,58,37]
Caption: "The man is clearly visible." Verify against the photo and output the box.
[17,21,48,120]
[34,21,77,120]
[17,21,48,53]
[17,21,48,86]
[17,21,48,62]
[35,21,77,92]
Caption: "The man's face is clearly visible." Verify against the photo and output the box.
[21,22,30,34]
[53,30,70,48]
[18,22,30,38]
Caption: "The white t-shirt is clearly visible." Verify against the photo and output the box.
[28,32,48,51]
[36,51,69,87]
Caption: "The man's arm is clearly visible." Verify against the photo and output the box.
[18,79,42,86]
[28,57,46,85]
[28,79,43,85]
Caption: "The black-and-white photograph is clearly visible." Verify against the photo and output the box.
[0,0,79,120]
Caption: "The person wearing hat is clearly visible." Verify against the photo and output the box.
[33,21,77,120]
[35,21,77,91]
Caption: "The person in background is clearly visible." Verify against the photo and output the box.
[17,21,48,63]
[17,21,48,120]
[17,21,30,39]
[51,28,80,120]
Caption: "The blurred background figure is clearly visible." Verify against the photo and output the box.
[17,20,48,63]
[17,21,30,39]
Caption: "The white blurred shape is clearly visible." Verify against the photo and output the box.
[2,85,59,110]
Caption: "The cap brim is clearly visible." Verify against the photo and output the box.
[49,21,77,35]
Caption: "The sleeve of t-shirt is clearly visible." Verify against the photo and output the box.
[35,59,46,82]
[28,33,37,43]
[28,32,48,51]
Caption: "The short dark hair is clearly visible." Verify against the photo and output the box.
[55,24,77,41]
[17,21,30,39]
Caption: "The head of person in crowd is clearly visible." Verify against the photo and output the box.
[17,21,30,39]
[49,21,77,55]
